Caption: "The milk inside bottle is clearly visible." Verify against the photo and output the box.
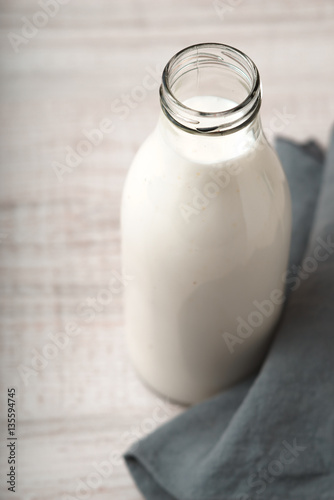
[121,43,291,404]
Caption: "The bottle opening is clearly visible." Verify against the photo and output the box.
[160,43,262,135]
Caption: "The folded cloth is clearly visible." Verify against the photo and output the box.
[125,132,334,500]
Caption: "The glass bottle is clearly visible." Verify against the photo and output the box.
[121,43,291,404]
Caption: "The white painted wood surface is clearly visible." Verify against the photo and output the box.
[0,1,333,498]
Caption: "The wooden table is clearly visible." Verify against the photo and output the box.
[0,1,333,498]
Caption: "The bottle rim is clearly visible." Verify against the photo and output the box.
[159,42,262,135]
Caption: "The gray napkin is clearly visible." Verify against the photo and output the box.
[125,132,334,500]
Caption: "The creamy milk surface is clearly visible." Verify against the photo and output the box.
[121,95,291,404]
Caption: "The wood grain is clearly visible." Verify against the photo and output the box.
[0,1,333,498]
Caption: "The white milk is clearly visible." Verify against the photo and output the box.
[121,96,291,404]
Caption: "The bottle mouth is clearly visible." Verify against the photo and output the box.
[159,43,262,135]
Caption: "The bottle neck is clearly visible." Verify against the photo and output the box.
[158,110,264,165]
